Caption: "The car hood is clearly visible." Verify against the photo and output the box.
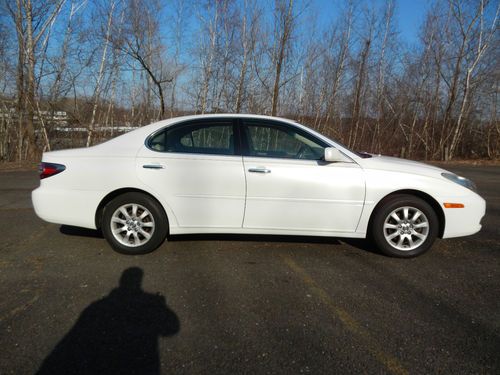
[356,155,448,178]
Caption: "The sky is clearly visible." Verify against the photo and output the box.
[395,0,430,43]
[313,0,430,44]
[8,0,435,103]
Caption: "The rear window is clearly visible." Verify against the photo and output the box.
[148,121,235,156]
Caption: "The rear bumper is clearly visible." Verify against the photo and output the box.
[32,186,103,229]
[441,193,486,238]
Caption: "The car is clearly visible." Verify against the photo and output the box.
[32,114,486,257]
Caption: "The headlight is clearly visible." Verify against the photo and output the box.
[441,172,477,192]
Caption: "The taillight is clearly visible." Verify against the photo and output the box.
[39,162,66,179]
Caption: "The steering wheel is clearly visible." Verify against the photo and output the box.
[295,145,309,159]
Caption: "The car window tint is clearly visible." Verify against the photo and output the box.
[149,131,166,151]
[151,122,234,155]
[244,123,325,160]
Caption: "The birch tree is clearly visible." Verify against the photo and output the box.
[5,0,66,159]
[447,0,499,159]
[116,0,172,121]
[270,0,294,116]
[86,0,115,147]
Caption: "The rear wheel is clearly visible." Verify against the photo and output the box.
[371,194,438,258]
[102,192,168,255]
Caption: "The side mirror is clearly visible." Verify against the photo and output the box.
[324,147,346,162]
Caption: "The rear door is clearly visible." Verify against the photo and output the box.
[241,119,365,233]
[136,118,246,229]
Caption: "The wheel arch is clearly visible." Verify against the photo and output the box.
[95,187,169,230]
[368,189,445,238]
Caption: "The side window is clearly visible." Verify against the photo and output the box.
[243,122,326,160]
[149,131,166,151]
[148,121,235,155]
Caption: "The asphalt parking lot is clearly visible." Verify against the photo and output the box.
[0,165,499,374]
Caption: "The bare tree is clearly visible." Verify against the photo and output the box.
[348,8,375,149]
[168,0,188,117]
[116,0,172,121]
[371,0,395,153]
[0,0,498,162]
[4,0,66,159]
[319,0,354,135]
[270,0,294,116]
[86,0,115,147]
[447,0,499,159]
[235,0,259,113]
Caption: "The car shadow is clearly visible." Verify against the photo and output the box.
[169,234,381,255]
[168,233,343,244]
[341,238,381,255]
[59,225,380,255]
[36,267,180,375]
[60,225,103,238]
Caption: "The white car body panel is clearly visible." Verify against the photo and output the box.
[243,157,365,232]
[136,148,246,229]
[32,114,486,242]
[354,156,486,238]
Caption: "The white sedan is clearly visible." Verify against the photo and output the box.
[32,114,485,257]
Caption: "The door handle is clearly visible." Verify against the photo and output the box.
[143,164,165,169]
[248,168,271,174]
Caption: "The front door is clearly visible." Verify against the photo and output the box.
[241,120,365,233]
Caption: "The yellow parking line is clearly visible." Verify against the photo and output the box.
[0,295,40,323]
[282,255,409,375]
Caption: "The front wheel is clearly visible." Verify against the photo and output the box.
[102,192,168,255]
[371,194,438,258]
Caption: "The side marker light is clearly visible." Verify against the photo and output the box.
[443,203,464,208]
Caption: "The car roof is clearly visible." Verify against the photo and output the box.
[96,114,360,161]
[145,113,299,130]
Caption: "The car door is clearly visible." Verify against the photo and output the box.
[241,119,365,233]
[136,118,246,229]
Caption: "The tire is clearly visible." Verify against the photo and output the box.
[370,194,438,258]
[102,192,168,255]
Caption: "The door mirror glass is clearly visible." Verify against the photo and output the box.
[324,147,346,162]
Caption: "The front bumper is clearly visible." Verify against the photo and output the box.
[441,192,486,238]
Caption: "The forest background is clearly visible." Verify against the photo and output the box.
[0,0,498,162]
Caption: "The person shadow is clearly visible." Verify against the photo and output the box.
[37,267,180,375]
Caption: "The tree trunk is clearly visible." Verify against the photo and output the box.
[24,0,37,160]
[86,1,115,147]
[271,0,293,116]
[348,39,370,149]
